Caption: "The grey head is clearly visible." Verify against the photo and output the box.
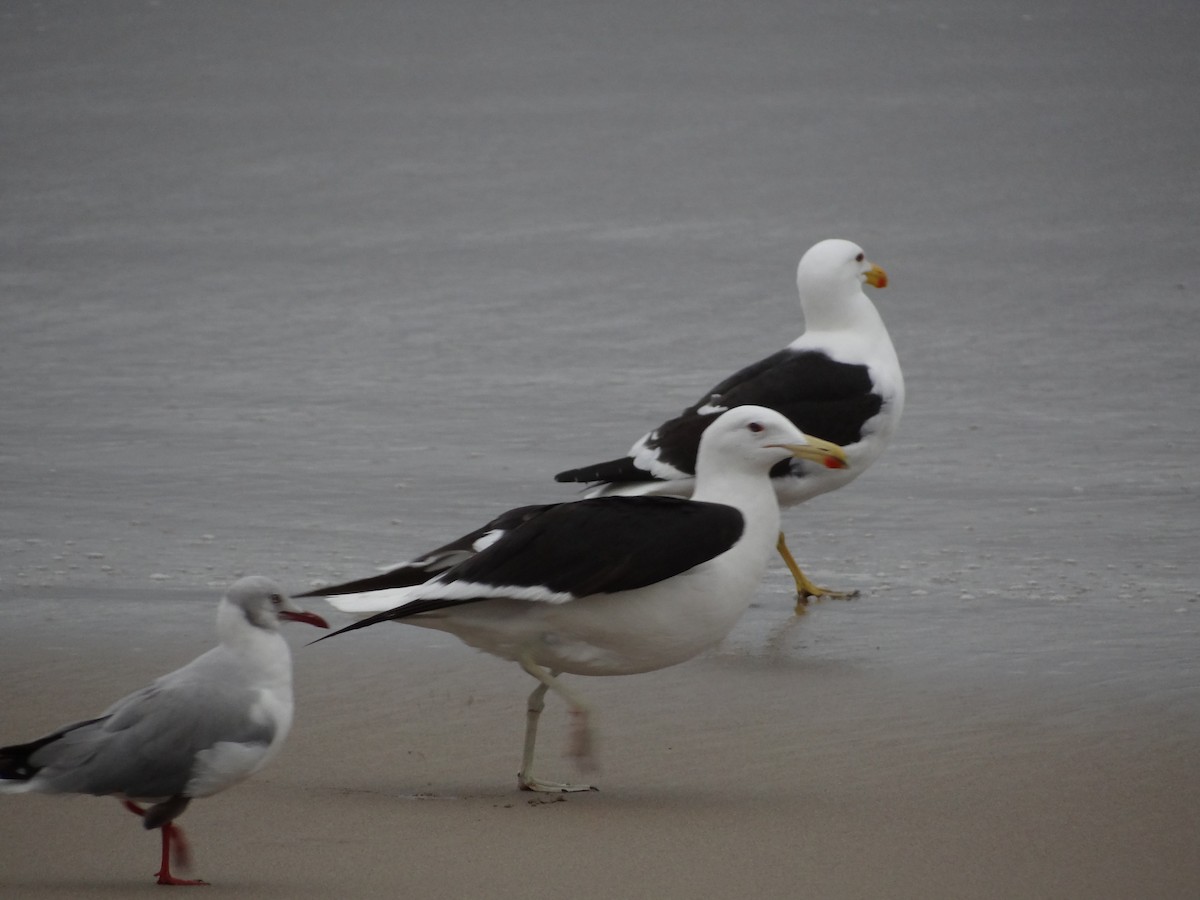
[225,576,329,631]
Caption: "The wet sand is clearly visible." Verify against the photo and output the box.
[2,591,1198,898]
[3,0,1199,896]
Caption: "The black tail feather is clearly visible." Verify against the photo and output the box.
[0,718,105,781]
[554,456,643,484]
[0,740,43,781]
[297,566,435,599]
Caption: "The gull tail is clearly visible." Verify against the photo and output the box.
[309,595,490,646]
[0,718,103,792]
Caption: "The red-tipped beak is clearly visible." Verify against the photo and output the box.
[776,436,849,470]
[864,264,888,289]
[280,610,331,629]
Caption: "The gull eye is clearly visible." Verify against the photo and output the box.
[748,421,765,434]
[855,252,865,262]
[270,594,284,606]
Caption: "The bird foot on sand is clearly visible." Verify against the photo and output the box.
[517,774,598,793]
[793,586,860,615]
[155,871,210,887]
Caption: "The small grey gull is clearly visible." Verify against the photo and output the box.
[307,407,847,792]
[554,238,904,611]
[0,576,329,885]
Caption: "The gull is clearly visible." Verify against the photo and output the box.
[0,576,329,885]
[555,239,903,611]
[307,406,847,791]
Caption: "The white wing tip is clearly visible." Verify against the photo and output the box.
[325,591,403,614]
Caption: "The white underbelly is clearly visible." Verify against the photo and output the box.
[408,555,764,677]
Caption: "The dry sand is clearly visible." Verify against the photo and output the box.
[3,1,1198,897]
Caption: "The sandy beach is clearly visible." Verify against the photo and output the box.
[3,1,1198,897]
[3,590,1198,898]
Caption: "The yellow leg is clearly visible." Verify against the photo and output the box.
[776,533,859,614]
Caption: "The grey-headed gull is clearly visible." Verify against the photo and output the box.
[307,407,847,791]
[0,575,329,885]
[554,239,903,609]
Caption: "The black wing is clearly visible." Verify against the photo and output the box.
[315,497,744,641]
[299,504,556,597]
[445,497,744,597]
[555,348,879,484]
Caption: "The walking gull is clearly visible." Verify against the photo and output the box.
[307,407,847,791]
[0,576,329,885]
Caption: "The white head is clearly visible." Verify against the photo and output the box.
[224,575,329,632]
[795,239,888,329]
[695,406,848,481]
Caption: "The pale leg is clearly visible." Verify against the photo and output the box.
[516,659,597,793]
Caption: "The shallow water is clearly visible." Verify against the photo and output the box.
[3,0,1198,722]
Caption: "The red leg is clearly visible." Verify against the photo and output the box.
[155,822,208,886]
[119,799,208,885]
